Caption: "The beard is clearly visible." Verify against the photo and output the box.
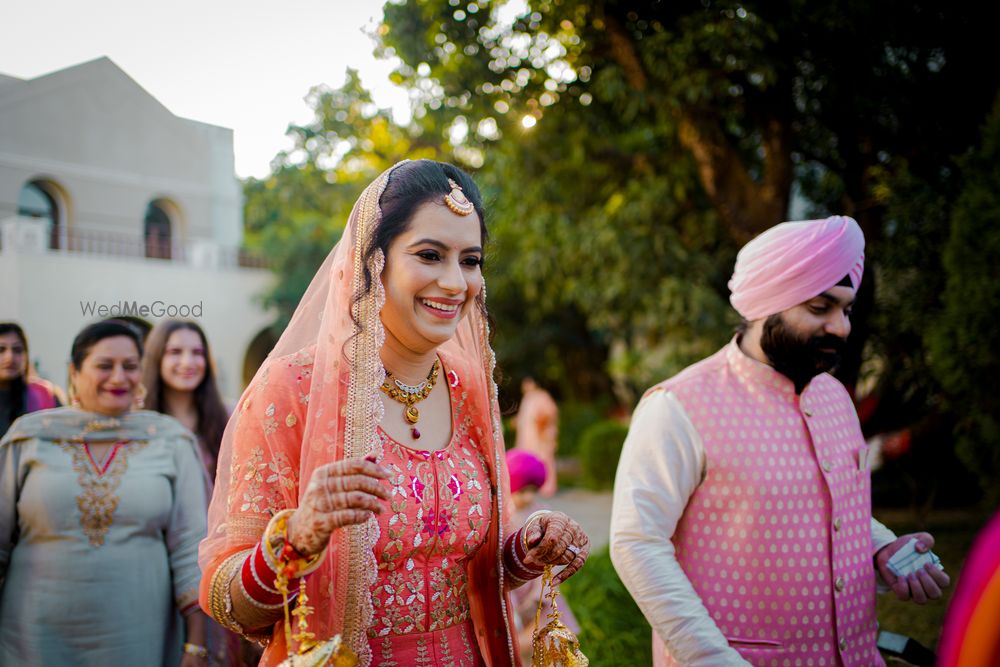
[759,314,846,392]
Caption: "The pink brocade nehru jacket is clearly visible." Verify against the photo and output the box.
[653,342,883,667]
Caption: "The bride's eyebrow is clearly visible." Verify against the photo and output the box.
[407,239,483,254]
[407,238,448,250]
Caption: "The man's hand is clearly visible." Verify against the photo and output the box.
[875,532,950,604]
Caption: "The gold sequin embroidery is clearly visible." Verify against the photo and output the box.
[58,441,149,546]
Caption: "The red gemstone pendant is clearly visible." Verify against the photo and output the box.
[411,427,421,440]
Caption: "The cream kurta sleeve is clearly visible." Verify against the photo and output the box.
[610,390,751,667]
[870,516,898,594]
[870,517,897,553]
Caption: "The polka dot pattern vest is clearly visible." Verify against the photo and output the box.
[654,341,883,667]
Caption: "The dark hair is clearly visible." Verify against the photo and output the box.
[354,160,493,344]
[142,320,228,467]
[70,320,144,369]
[0,322,29,424]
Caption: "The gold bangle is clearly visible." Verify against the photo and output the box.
[208,549,250,636]
[521,509,553,553]
[183,642,209,658]
[263,509,325,578]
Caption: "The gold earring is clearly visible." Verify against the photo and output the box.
[69,384,81,409]
[133,383,147,410]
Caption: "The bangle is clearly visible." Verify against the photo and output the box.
[239,541,286,607]
[521,510,553,553]
[263,510,325,580]
[504,526,545,584]
[183,642,209,658]
[238,568,286,609]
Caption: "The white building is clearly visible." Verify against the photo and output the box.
[0,57,276,401]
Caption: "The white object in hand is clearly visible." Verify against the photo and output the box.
[886,537,944,577]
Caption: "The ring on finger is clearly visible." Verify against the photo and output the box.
[566,544,581,557]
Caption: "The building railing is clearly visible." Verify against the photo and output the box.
[1,216,270,270]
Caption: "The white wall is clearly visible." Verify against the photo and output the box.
[0,246,273,402]
[0,58,241,243]
[0,57,268,401]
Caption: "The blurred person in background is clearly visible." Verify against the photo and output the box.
[0,322,64,436]
[143,319,255,666]
[0,319,210,666]
[514,377,559,496]
[143,320,229,480]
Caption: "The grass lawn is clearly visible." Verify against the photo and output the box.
[873,507,993,651]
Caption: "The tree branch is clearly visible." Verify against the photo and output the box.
[599,7,792,241]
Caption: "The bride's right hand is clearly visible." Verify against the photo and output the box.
[286,457,391,556]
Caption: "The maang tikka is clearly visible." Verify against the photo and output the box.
[444,178,475,216]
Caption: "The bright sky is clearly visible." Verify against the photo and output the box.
[0,0,410,179]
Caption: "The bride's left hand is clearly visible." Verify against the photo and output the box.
[522,511,590,585]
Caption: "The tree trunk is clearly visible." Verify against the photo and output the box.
[602,10,793,243]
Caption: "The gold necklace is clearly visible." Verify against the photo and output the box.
[380,360,440,440]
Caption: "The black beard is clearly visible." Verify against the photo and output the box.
[759,314,846,393]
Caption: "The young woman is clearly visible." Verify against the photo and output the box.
[199,160,591,666]
[0,322,62,436]
[143,320,229,479]
[0,319,210,666]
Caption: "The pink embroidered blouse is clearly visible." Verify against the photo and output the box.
[367,369,490,666]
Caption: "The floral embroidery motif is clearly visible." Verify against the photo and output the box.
[239,447,296,514]
[368,369,493,644]
[58,440,149,546]
[228,356,307,520]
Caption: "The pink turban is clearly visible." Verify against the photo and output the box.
[728,216,865,321]
[506,449,547,493]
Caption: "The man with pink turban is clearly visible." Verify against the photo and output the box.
[610,216,950,666]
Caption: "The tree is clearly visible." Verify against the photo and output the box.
[377,0,1000,399]
[929,98,1000,505]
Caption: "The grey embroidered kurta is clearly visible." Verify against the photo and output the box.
[0,408,207,666]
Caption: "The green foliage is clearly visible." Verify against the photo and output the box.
[376,0,1000,406]
[240,0,1000,505]
[561,546,653,666]
[578,420,630,490]
[556,399,611,459]
[928,98,1000,506]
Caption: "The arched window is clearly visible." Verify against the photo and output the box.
[17,181,61,249]
[144,200,172,259]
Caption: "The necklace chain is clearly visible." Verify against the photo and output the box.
[380,360,441,438]
[393,376,427,394]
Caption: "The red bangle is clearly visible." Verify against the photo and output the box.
[179,600,200,615]
[239,541,298,608]
[504,526,545,584]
